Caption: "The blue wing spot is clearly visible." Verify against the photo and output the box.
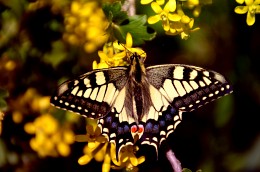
[111,122,118,129]
[117,127,124,135]
[105,116,112,124]
[165,113,172,121]
[124,125,130,133]
[152,124,159,134]
[159,120,165,127]
[145,122,153,132]
[170,107,176,114]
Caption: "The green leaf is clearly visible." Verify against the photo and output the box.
[103,2,156,45]
[102,2,128,24]
[43,41,67,68]
[0,99,7,110]
[113,15,156,45]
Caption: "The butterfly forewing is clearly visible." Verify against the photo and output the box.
[51,67,129,119]
[146,64,233,112]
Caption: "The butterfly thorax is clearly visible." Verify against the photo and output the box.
[125,53,153,124]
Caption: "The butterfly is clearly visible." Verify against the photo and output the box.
[51,52,233,158]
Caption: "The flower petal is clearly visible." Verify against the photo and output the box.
[234,6,249,14]
[126,33,133,48]
[140,0,153,4]
[78,154,93,165]
[151,2,163,13]
[245,0,253,5]
[88,141,97,149]
[236,0,245,4]
[148,15,161,24]
[167,0,176,12]
[156,0,165,5]
[129,153,138,166]
[168,13,181,21]
[246,11,255,25]
[181,15,191,24]
[137,156,146,164]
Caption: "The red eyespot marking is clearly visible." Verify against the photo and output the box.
[131,125,138,133]
[138,125,144,133]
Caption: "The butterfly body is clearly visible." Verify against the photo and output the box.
[51,53,233,157]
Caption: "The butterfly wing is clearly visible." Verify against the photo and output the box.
[51,67,136,158]
[51,67,129,119]
[139,64,233,154]
[146,64,233,112]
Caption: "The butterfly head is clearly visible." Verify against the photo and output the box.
[128,52,147,81]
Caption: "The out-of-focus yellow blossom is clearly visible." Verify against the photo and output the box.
[4,60,16,71]
[27,0,68,13]
[10,88,52,123]
[24,113,75,157]
[63,0,109,53]
[184,0,202,17]
[93,33,146,70]
[235,0,260,26]
[0,112,4,135]
[148,1,178,31]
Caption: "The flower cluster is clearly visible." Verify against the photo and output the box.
[24,113,75,157]
[235,0,260,26]
[27,0,67,13]
[63,0,109,53]
[11,88,75,157]
[142,0,203,39]
[76,119,145,172]
[93,33,146,69]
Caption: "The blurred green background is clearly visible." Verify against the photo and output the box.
[1,0,260,171]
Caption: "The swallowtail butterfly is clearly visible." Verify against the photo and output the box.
[51,53,233,158]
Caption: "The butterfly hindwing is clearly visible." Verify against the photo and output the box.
[51,67,129,119]
[146,64,233,112]
[138,85,183,155]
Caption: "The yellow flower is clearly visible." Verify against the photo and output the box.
[63,0,109,53]
[93,33,146,70]
[148,1,177,31]
[76,119,108,165]
[76,119,145,171]
[141,0,165,5]
[235,0,260,26]
[166,9,200,40]
[92,42,127,69]
[166,16,199,40]
[184,0,203,17]
[111,144,145,171]
[24,113,75,157]
[236,0,245,4]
